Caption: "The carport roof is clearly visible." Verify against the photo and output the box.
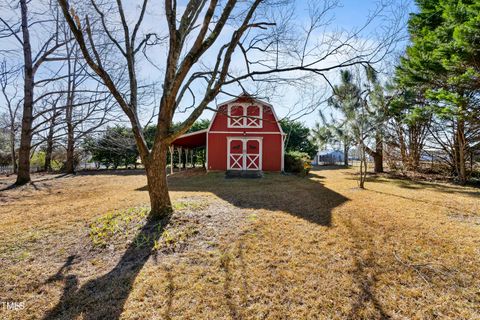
[171,129,207,148]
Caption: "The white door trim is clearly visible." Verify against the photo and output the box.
[245,138,262,170]
[227,137,244,170]
[227,137,263,171]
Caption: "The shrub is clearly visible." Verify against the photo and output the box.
[284,151,312,176]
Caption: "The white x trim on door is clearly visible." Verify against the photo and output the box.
[246,154,259,169]
[229,154,243,169]
[227,137,262,171]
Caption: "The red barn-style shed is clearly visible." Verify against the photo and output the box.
[172,94,286,172]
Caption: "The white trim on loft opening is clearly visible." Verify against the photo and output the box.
[227,103,263,129]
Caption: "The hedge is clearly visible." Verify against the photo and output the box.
[284,151,312,176]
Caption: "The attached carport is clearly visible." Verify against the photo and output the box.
[168,129,207,174]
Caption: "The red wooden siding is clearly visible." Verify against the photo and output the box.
[207,133,282,171]
[206,96,284,172]
[171,95,284,172]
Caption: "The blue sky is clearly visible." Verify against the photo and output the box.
[0,0,416,131]
[172,0,416,128]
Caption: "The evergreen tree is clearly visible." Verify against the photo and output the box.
[396,0,480,183]
[280,119,317,158]
[84,126,138,169]
[386,86,431,171]
[327,70,371,186]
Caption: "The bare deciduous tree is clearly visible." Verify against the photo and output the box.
[0,60,21,172]
[1,0,72,184]
[58,0,404,217]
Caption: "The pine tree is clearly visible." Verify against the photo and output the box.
[396,0,480,183]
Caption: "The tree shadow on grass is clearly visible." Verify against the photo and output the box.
[343,172,479,215]
[162,168,391,318]
[162,267,175,320]
[0,173,71,192]
[348,254,390,320]
[340,216,391,319]
[219,239,255,320]
[312,165,351,171]
[137,169,349,227]
[345,172,480,198]
[77,169,147,176]
[43,214,170,320]
[220,252,242,320]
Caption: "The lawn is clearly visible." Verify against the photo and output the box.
[0,167,479,319]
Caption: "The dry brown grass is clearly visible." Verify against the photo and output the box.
[0,167,479,319]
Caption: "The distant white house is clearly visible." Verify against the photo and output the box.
[312,150,345,165]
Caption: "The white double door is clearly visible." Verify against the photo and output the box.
[227,138,262,170]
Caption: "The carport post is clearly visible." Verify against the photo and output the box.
[169,145,174,175]
[190,149,194,168]
[177,147,183,171]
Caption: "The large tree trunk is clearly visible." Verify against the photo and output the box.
[373,153,383,173]
[409,134,421,172]
[10,129,17,174]
[64,122,75,173]
[16,0,34,185]
[44,133,54,172]
[397,125,408,169]
[359,143,367,189]
[343,142,349,166]
[373,131,383,173]
[365,140,384,174]
[64,42,77,175]
[145,143,172,219]
[44,110,58,172]
[456,117,466,184]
